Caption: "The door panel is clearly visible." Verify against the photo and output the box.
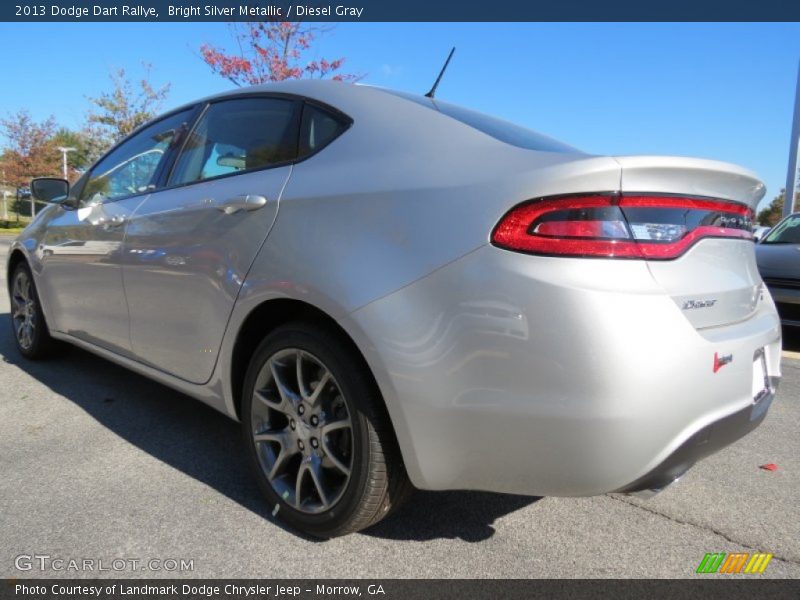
[122,96,300,383]
[122,168,287,383]
[37,198,143,355]
[35,107,197,355]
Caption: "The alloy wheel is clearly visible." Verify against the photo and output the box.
[11,270,37,351]
[250,348,353,514]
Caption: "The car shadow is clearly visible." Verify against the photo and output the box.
[364,490,540,542]
[0,312,539,542]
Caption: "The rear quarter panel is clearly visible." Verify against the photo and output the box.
[226,88,624,480]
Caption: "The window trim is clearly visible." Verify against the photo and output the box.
[68,91,354,206]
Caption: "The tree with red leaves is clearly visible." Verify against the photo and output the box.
[200,21,358,86]
[0,111,60,188]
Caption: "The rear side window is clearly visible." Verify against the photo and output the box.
[169,97,298,186]
[298,103,349,158]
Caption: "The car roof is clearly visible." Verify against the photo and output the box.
[174,80,391,112]
[163,80,579,155]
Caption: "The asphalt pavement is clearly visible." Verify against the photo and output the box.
[0,234,798,578]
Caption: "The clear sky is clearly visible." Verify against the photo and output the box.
[1,22,798,210]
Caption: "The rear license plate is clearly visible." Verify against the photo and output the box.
[752,350,769,402]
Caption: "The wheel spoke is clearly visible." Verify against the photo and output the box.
[296,352,332,405]
[295,458,331,510]
[12,286,26,306]
[295,351,308,399]
[15,275,30,303]
[308,458,330,509]
[306,371,332,406]
[321,418,352,436]
[321,437,351,476]
[321,417,352,476]
[254,429,296,480]
[295,462,308,509]
[253,429,291,445]
[269,359,298,413]
[268,448,293,480]
[12,276,23,302]
[253,389,289,416]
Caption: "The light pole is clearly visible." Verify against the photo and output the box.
[783,61,800,217]
[57,146,77,180]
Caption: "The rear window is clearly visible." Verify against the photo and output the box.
[381,89,579,153]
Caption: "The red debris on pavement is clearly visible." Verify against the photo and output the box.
[759,463,778,471]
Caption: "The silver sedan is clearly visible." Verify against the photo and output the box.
[7,81,782,537]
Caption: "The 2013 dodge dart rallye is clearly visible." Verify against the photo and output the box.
[8,80,781,537]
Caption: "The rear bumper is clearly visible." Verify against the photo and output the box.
[617,375,779,497]
[346,244,783,497]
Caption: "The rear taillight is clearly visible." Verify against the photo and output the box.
[491,193,753,259]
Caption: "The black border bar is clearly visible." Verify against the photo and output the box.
[4,0,800,22]
[3,580,800,600]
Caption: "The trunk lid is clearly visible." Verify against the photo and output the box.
[615,155,766,330]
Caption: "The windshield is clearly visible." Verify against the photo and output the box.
[762,214,800,244]
[380,88,580,154]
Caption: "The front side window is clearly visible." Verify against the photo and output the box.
[80,109,194,203]
[169,97,298,186]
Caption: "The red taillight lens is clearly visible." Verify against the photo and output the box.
[491,194,753,259]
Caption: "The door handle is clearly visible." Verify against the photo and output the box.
[95,215,127,229]
[217,194,268,215]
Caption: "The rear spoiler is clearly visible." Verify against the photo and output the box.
[613,156,766,211]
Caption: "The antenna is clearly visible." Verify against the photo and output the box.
[425,47,456,99]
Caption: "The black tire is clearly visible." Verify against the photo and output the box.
[241,321,411,538]
[9,261,61,360]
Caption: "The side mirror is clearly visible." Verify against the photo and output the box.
[31,178,70,203]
